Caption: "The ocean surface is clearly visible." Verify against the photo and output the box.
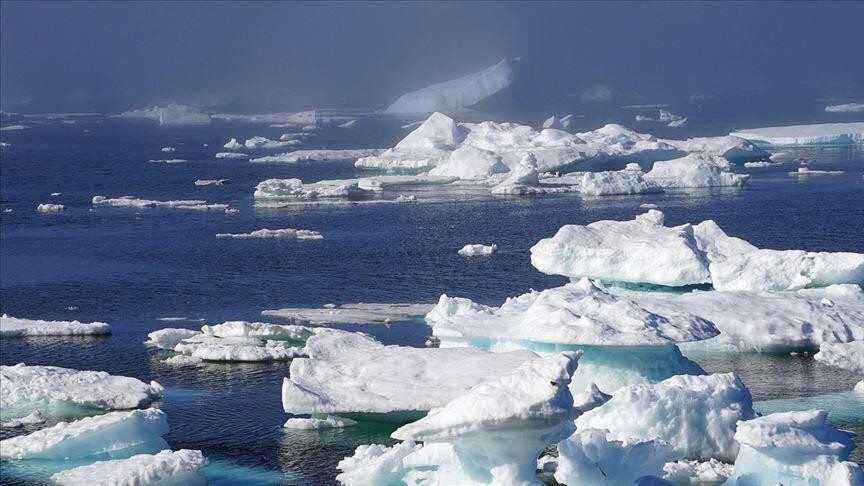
[1,114,863,484]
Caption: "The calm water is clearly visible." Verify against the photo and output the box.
[1,116,863,484]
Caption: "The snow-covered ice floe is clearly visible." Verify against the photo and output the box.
[283,415,357,429]
[825,102,864,113]
[194,178,230,186]
[253,178,370,200]
[50,449,208,486]
[36,203,65,213]
[243,136,299,150]
[210,110,316,125]
[215,228,323,240]
[457,243,497,256]
[262,303,432,325]
[92,195,228,212]
[147,158,187,164]
[337,353,579,485]
[727,410,862,485]
[730,122,864,146]
[425,278,715,391]
[530,209,864,291]
[789,167,845,176]
[1,315,110,338]
[214,151,247,159]
[0,124,30,131]
[0,364,163,420]
[160,146,175,153]
[282,330,538,419]
[250,149,383,164]
[117,104,210,126]
[146,321,319,362]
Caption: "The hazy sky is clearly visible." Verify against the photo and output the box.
[2,1,863,112]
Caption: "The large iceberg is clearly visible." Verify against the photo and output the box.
[426,278,715,391]
[575,373,756,462]
[50,449,208,486]
[530,210,864,290]
[730,122,864,146]
[0,408,169,460]
[0,364,163,420]
[1,314,110,337]
[282,330,537,418]
[727,410,859,485]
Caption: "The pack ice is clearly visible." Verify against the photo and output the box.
[1,314,110,337]
[730,122,864,146]
[0,364,163,419]
[282,330,538,418]
[50,449,207,486]
[530,210,864,290]
[425,278,715,391]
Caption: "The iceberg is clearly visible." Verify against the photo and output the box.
[144,328,202,350]
[50,449,208,486]
[194,178,230,186]
[575,373,756,461]
[243,136,298,150]
[825,103,864,113]
[1,315,110,337]
[282,330,537,418]
[0,408,169,460]
[644,154,750,188]
[283,415,356,429]
[730,122,864,146]
[160,146,175,153]
[214,152,247,159]
[457,243,497,256]
[215,228,323,240]
[384,58,519,114]
[250,148,383,164]
[427,145,509,180]
[425,278,715,391]
[223,138,242,149]
[727,410,859,485]
[117,104,210,126]
[356,112,464,172]
[579,164,663,196]
[0,364,163,419]
[253,178,371,200]
[36,203,65,213]
[555,428,678,485]
[662,458,733,484]
[261,303,433,325]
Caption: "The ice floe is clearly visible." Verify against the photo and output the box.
[0,124,30,131]
[457,243,497,256]
[727,410,860,485]
[0,364,163,419]
[147,158,187,164]
[223,138,242,149]
[262,303,432,325]
[194,178,230,186]
[243,136,299,150]
[579,163,663,196]
[117,104,210,126]
[210,110,316,125]
[789,167,845,176]
[215,228,323,240]
[250,148,383,163]
[282,330,537,417]
[92,195,228,212]
[283,415,356,429]
[644,153,749,188]
[1,314,110,337]
[254,178,370,200]
[214,152,247,159]
[36,203,65,213]
[730,122,864,146]
[0,408,169,460]
[160,146,175,153]
[825,102,864,113]
[50,449,208,486]
[145,328,202,350]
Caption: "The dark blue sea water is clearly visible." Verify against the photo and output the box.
[1,115,863,484]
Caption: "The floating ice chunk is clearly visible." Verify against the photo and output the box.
[389,353,580,485]
[36,203,65,213]
[253,178,371,200]
[1,411,45,428]
[216,228,323,240]
[282,330,537,416]
[50,449,208,486]
[250,148,383,163]
[144,328,202,350]
[825,103,864,113]
[634,285,864,352]
[118,104,210,126]
[555,428,678,485]
[173,334,306,362]
[640,203,659,209]
[645,154,749,188]
[92,195,228,212]
[385,58,516,114]
[147,158,187,164]
[160,146,175,153]
[730,122,864,146]
[262,303,432,325]
[662,458,733,484]
[336,441,422,486]
[194,179,230,187]
[457,243,497,256]
[708,249,864,291]
[243,136,298,150]
[491,153,547,195]
[211,110,315,124]
[0,124,30,131]
[789,167,845,176]
[0,142,10,147]
[283,415,356,429]
[743,160,785,168]
[395,194,416,203]
[530,210,711,287]
[427,145,509,180]
[0,408,169,460]
[815,341,864,376]
[576,373,755,461]
[1,315,110,338]
[223,138,242,149]
[338,119,357,128]
[0,364,163,419]
[727,410,857,485]
[667,117,688,128]
[580,165,663,196]
[214,152,247,159]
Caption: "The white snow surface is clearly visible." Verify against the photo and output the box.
[215,228,323,240]
[50,449,208,486]
[385,58,516,114]
[262,303,433,325]
[250,148,383,163]
[253,178,370,200]
[575,373,755,462]
[0,364,163,419]
[0,408,169,460]
[1,314,110,337]
[1,411,45,428]
[580,165,664,196]
[457,243,497,256]
[243,136,298,150]
[92,196,228,212]
[645,154,749,188]
[814,341,864,375]
[730,122,864,146]
[662,458,733,484]
[145,328,202,350]
[282,330,538,415]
